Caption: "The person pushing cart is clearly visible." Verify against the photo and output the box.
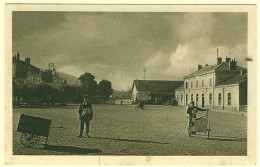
[187,101,211,137]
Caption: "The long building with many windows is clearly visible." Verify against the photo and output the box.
[175,56,247,111]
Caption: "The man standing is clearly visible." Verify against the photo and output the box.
[78,96,93,137]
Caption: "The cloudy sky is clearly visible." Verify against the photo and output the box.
[12,12,247,91]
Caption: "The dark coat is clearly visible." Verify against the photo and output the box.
[79,102,93,120]
[187,106,206,115]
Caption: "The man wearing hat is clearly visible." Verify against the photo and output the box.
[78,96,93,137]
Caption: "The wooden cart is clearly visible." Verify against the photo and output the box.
[17,114,52,147]
[188,109,211,139]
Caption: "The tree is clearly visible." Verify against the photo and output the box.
[78,72,97,96]
[63,85,77,102]
[98,80,113,103]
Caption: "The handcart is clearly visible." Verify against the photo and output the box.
[188,109,211,139]
[17,114,52,147]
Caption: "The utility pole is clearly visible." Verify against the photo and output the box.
[143,68,146,80]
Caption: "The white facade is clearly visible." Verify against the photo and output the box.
[184,72,215,107]
[214,85,239,110]
[132,84,138,101]
[178,59,247,111]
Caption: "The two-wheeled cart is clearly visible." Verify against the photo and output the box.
[188,109,211,139]
[17,114,52,147]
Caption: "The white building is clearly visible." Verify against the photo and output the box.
[175,56,247,111]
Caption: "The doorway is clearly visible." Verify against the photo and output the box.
[202,93,205,107]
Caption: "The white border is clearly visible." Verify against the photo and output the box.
[1,2,258,166]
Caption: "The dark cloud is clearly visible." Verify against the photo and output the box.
[12,12,247,90]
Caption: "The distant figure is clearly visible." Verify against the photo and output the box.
[78,96,93,137]
[138,100,145,110]
[120,100,123,106]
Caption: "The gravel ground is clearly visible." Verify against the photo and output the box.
[12,105,247,155]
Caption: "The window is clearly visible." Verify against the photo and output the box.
[191,81,193,88]
[218,93,222,105]
[196,94,199,105]
[196,80,198,88]
[228,93,231,105]
[186,94,188,105]
[191,94,193,101]
[181,94,183,102]
[186,82,188,89]
[209,93,212,104]
[209,78,212,86]
[202,80,204,87]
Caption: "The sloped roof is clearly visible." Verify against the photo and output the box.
[216,74,247,86]
[185,62,246,78]
[133,80,184,92]
[175,84,184,90]
[185,64,219,78]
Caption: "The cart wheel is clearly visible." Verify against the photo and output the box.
[20,133,40,147]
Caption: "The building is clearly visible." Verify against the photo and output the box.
[12,52,43,84]
[132,80,184,104]
[12,52,66,85]
[175,54,247,111]
[175,85,185,106]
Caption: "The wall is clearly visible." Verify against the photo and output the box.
[215,85,239,111]
[25,72,42,84]
[12,60,28,78]
[184,73,215,107]
[132,84,138,101]
[175,89,184,106]
[239,81,247,111]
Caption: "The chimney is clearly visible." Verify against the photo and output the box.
[217,57,222,65]
[226,56,231,62]
[229,58,237,70]
[25,57,30,64]
[198,64,202,70]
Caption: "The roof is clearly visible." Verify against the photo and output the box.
[175,84,184,91]
[185,64,218,78]
[216,74,247,86]
[133,80,184,92]
[185,62,246,78]
[149,91,175,95]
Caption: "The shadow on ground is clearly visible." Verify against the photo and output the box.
[195,134,247,141]
[209,135,247,142]
[89,136,170,144]
[43,145,102,154]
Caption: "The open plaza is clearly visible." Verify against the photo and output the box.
[12,104,247,155]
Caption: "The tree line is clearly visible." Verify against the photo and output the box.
[13,72,113,106]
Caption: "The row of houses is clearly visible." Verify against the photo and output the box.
[12,52,67,85]
[131,55,247,111]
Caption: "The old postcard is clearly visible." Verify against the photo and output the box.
[3,3,257,166]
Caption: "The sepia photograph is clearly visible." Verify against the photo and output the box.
[3,3,258,166]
